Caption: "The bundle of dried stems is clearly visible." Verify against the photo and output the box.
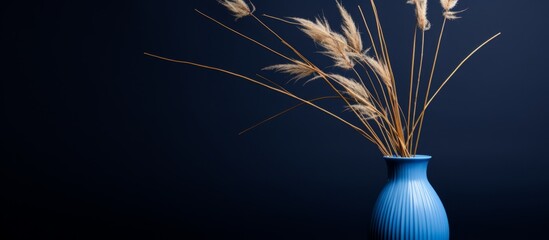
[145,0,500,157]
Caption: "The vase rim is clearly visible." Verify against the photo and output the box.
[384,155,432,161]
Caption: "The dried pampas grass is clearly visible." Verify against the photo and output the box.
[440,0,462,20]
[326,74,379,120]
[219,0,255,20]
[348,49,392,89]
[407,0,431,31]
[337,2,363,52]
[291,17,355,69]
[330,74,370,104]
[146,0,501,157]
[347,104,379,120]
[440,0,458,10]
[263,60,315,81]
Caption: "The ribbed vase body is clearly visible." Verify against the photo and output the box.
[370,155,449,240]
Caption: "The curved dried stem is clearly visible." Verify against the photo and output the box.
[414,18,447,154]
[250,14,313,66]
[409,30,426,148]
[358,5,380,60]
[407,32,502,144]
[407,28,418,141]
[256,74,289,93]
[263,14,299,25]
[143,52,387,150]
[195,10,293,63]
[239,95,343,135]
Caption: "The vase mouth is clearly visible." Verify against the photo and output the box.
[383,155,432,161]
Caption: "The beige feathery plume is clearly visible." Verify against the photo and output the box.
[440,0,462,20]
[440,0,458,10]
[365,57,392,89]
[330,74,369,104]
[291,17,355,69]
[347,104,379,120]
[219,0,255,20]
[329,74,378,120]
[337,1,363,52]
[351,51,392,89]
[290,17,339,45]
[407,0,431,31]
[263,60,315,81]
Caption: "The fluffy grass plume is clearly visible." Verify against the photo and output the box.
[219,0,255,20]
[329,74,379,120]
[440,0,462,20]
[263,61,315,81]
[337,1,363,52]
[407,0,431,30]
[291,17,355,69]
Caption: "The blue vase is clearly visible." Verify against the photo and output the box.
[370,155,449,240]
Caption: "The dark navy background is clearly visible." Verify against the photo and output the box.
[2,0,548,239]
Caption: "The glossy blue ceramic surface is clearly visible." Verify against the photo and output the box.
[370,155,449,240]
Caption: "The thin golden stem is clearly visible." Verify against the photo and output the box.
[350,69,393,154]
[407,28,418,141]
[358,5,380,60]
[361,62,399,153]
[381,45,408,156]
[262,14,298,25]
[346,90,392,155]
[250,14,313,66]
[356,61,397,135]
[352,66,370,92]
[351,68,384,113]
[195,10,293,63]
[398,104,409,131]
[143,52,382,146]
[414,19,447,155]
[253,76,386,151]
[409,30,426,149]
[369,0,385,61]
[256,74,289,93]
[361,61,391,116]
[373,117,396,156]
[239,96,342,135]
[357,62,383,111]
[356,62,397,155]
[323,72,391,155]
[406,32,502,145]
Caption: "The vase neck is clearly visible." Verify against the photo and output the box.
[386,159,429,181]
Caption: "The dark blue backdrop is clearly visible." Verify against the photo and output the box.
[3,0,548,239]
